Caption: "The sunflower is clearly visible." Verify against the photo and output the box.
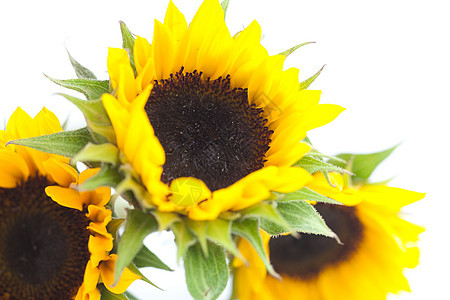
[0,108,139,299]
[102,0,344,220]
[233,172,425,300]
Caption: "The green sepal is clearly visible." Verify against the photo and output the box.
[274,187,341,205]
[184,242,229,300]
[114,210,158,284]
[186,220,209,256]
[151,211,181,231]
[240,202,292,234]
[100,287,128,300]
[7,127,99,158]
[120,21,136,74]
[278,41,315,57]
[79,164,122,191]
[74,142,119,165]
[299,65,325,90]
[296,155,352,175]
[133,245,173,271]
[231,218,280,279]
[172,221,197,262]
[260,201,334,237]
[67,50,97,79]
[57,93,115,142]
[220,0,230,18]
[330,144,399,181]
[46,75,109,100]
[205,219,243,261]
[123,292,139,300]
[127,262,162,290]
[107,218,124,241]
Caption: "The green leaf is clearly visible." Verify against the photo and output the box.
[123,292,139,300]
[74,142,119,165]
[120,21,136,74]
[330,144,399,180]
[240,203,291,234]
[67,50,97,79]
[184,242,228,300]
[172,222,197,262]
[100,288,128,300]
[58,93,114,142]
[278,41,315,57]
[7,127,97,158]
[79,163,122,191]
[46,75,109,100]
[260,201,334,237]
[275,187,341,205]
[107,218,124,240]
[115,210,158,284]
[299,65,325,90]
[186,220,209,256]
[220,0,230,18]
[205,219,243,261]
[231,218,280,279]
[127,262,162,290]
[296,155,352,175]
[133,245,173,271]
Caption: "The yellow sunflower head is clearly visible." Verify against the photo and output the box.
[233,171,425,300]
[0,108,139,299]
[102,0,344,220]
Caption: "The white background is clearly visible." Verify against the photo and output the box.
[1,0,449,299]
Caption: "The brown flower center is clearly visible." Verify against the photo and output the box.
[0,176,91,299]
[145,69,273,191]
[269,203,364,280]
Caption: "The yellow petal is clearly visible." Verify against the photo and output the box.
[134,36,152,74]
[45,186,83,211]
[169,177,211,207]
[0,149,30,187]
[42,157,78,187]
[301,104,345,132]
[101,254,141,294]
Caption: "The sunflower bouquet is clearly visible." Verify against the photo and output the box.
[0,0,424,299]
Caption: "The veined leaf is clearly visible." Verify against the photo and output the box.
[330,144,399,180]
[231,218,280,279]
[46,76,109,100]
[296,155,352,175]
[67,50,97,79]
[74,142,119,165]
[275,187,341,205]
[299,65,325,90]
[120,21,136,73]
[240,202,292,234]
[7,127,98,158]
[133,245,173,271]
[260,201,334,237]
[115,210,158,284]
[184,242,228,300]
[278,41,315,57]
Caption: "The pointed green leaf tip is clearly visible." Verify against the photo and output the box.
[278,41,315,57]
[67,50,97,79]
[7,127,100,158]
[330,144,400,181]
[133,246,173,271]
[114,210,158,284]
[232,218,280,279]
[184,242,228,300]
[46,75,109,100]
[220,0,230,18]
[100,289,128,300]
[120,21,136,73]
[299,65,325,90]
